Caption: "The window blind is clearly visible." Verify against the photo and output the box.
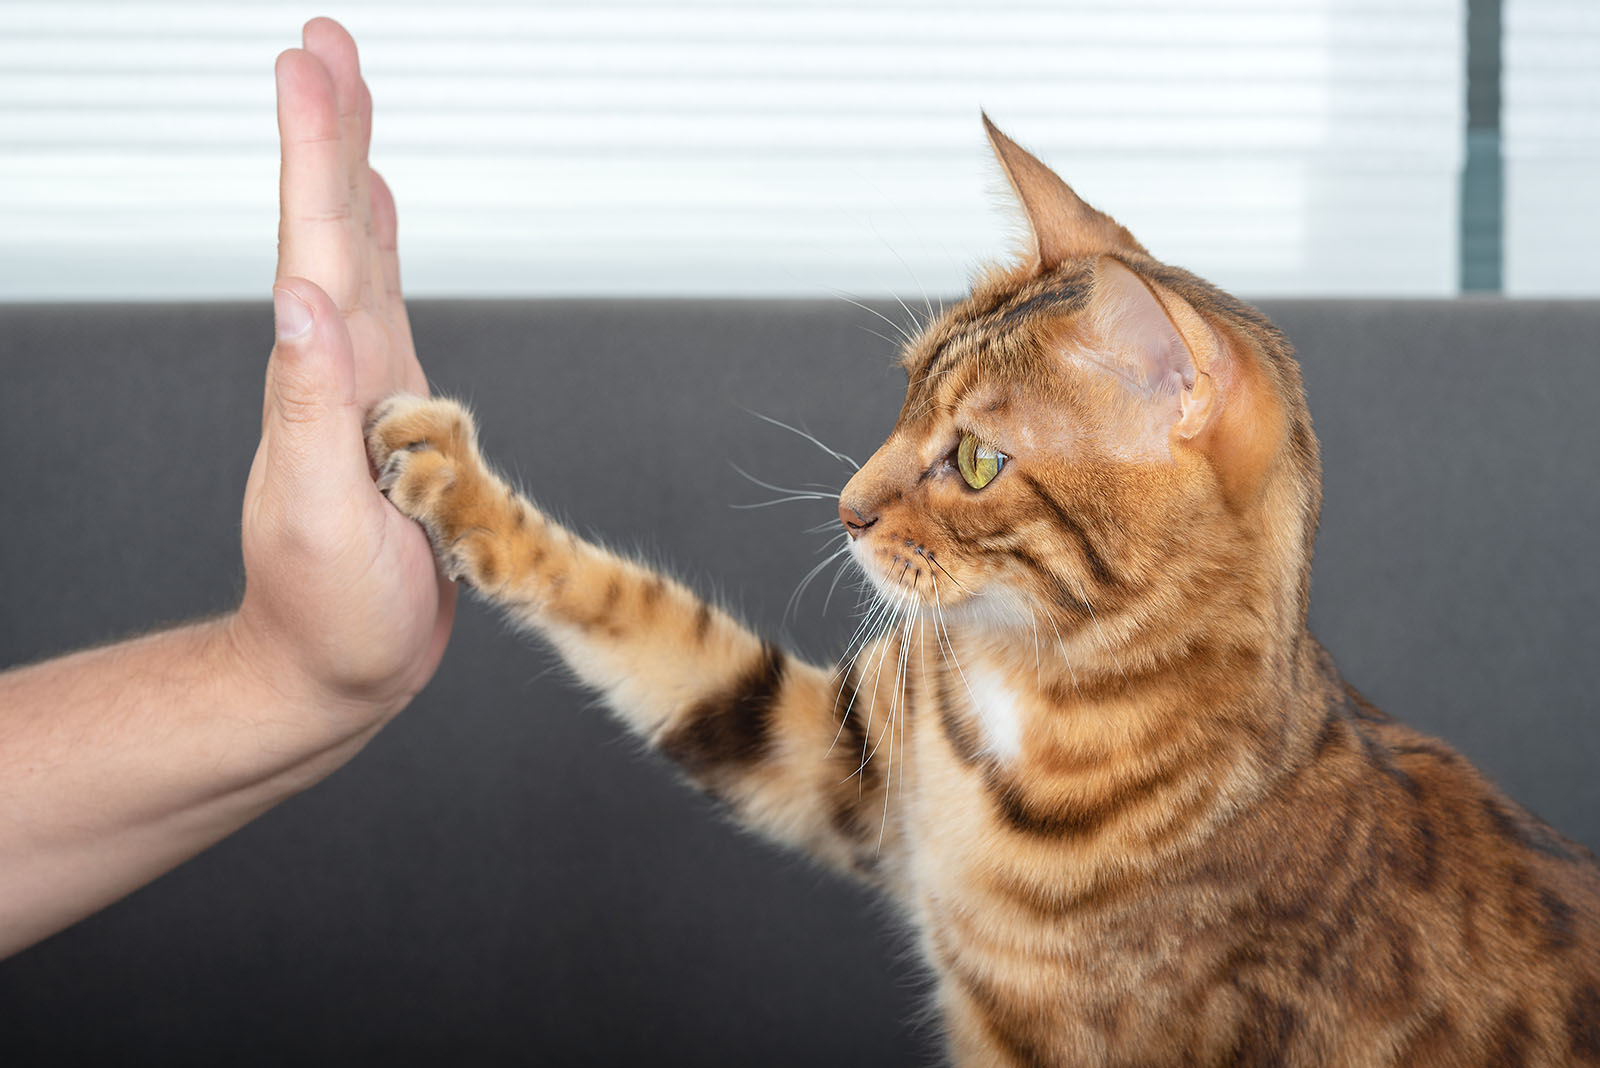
[1,0,1465,300]
[1503,0,1600,296]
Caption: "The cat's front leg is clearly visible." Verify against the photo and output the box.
[364,393,904,880]
[365,393,523,590]
[367,392,699,641]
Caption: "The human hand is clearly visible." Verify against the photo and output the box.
[229,18,455,727]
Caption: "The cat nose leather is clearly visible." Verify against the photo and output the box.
[839,502,878,539]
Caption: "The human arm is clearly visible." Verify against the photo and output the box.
[0,18,454,959]
[0,618,378,958]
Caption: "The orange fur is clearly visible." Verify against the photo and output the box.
[366,124,1600,1065]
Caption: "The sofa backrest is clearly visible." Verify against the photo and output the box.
[0,297,1594,1064]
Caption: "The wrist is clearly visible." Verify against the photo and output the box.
[219,608,402,763]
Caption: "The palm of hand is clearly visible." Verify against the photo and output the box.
[236,18,453,718]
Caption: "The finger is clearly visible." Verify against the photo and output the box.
[357,76,374,174]
[370,169,403,303]
[264,278,368,508]
[368,169,422,394]
[275,49,357,308]
[303,18,366,162]
[358,80,378,309]
[302,19,373,305]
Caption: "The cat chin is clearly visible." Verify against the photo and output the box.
[850,564,1023,628]
[853,562,929,609]
[849,549,1058,642]
[942,588,1042,634]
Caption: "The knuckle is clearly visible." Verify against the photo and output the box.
[276,392,328,425]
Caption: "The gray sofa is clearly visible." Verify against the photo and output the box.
[0,297,1595,1065]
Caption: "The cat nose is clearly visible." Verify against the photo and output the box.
[839,501,879,538]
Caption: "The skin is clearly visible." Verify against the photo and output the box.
[0,18,453,960]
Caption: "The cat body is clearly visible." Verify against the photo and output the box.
[366,120,1600,1065]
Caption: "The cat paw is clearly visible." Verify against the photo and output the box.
[365,393,488,579]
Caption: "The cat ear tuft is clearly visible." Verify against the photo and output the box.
[982,114,1147,270]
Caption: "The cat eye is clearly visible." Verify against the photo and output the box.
[956,432,1006,490]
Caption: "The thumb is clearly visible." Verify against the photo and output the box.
[264,278,365,494]
[268,278,356,425]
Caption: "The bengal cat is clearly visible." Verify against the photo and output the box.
[365,118,1600,1066]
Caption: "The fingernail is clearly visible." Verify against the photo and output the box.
[273,288,313,340]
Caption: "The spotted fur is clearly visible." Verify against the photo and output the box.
[366,121,1600,1065]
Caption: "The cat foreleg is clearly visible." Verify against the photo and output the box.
[366,394,901,879]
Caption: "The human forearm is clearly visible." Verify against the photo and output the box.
[0,19,451,961]
[0,615,381,959]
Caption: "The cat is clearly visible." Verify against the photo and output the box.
[364,117,1600,1066]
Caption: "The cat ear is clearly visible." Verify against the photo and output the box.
[982,114,1147,269]
[1085,257,1286,504]
[1085,256,1215,442]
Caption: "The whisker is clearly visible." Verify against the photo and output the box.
[888,290,924,344]
[856,605,908,776]
[731,495,838,510]
[930,573,981,717]
[1028,606,1043,692]
[1042,607,1082,698]
[918,611,930,694]
[813,531,850,553]
[727,461,841,500]
[787,542,853,621]
[877,584,916,853]
[905,377,961,423]
[829,581,905,712]
[742,408,860,471]
[831,291,918,347]
[822,553,855,615]
[909,402,956,426]
[857,575,916,779]
[862,213,936,333]
[834,587,895,678]
[843,556,924,795]
[926,551,969,594]
[826,588,897,754]
[856,324,905,349]
[918,363,962,385]
[1076,577,1129,683]
[853,594,908,787]
[910,609,924,791]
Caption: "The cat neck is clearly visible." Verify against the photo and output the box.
[936,607,1331,786]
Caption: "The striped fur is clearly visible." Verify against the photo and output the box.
[366,124,1600,1065]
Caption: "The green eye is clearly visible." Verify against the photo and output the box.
[956,432,1005,490]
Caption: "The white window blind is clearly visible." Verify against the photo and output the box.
[1,0,1464,301]
[1503,0,1600,296]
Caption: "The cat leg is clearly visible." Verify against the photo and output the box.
[366,394,903,880]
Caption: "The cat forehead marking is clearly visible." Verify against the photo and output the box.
[905,267,1093,383]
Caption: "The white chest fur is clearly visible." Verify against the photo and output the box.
[964,665,1025,762]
